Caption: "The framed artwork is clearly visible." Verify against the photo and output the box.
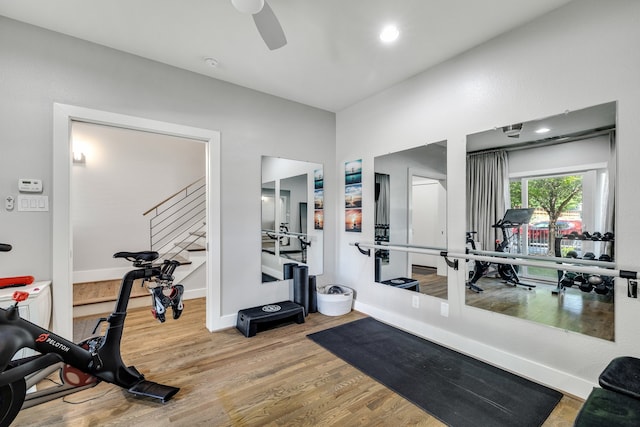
[345,209,362,232]
[345,183,362,208]
[314,168,324,230]
[345,159,362,185]
[314,210,324,230]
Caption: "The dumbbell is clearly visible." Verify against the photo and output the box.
[574,274,593,292]
[599,254,612,262]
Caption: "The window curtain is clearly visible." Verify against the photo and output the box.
[466,150,509,252]
[606,131,616,237]
[375,173,390,225]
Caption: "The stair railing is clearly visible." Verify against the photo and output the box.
[143,177,206,261]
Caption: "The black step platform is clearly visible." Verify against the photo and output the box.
[380,277,420,292]
[128,380,179,403]
[236,301,305,337]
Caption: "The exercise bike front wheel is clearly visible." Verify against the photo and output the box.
[0,378,26,427]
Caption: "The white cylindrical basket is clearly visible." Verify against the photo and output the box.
[316,285,353,316]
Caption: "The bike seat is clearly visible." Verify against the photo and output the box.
[113,251,159,262]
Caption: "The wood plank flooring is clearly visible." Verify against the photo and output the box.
[412,265,448,299]
[13,298,582,426]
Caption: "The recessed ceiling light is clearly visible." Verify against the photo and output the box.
[380,25,399,43]
[535,127,550,134]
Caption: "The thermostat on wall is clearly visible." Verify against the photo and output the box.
[18,178,43,193]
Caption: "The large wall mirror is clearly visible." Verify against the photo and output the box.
[465,101,616,341]
[374,142,448,300]
[261,156,323,283]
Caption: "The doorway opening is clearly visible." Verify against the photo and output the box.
[70,122,207,330]
[53,104,221,339]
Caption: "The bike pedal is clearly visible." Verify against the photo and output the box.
[151,308,166,323]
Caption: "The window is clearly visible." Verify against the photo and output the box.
[510,174,584,281]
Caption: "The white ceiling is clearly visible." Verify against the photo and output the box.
[0,0,573,112]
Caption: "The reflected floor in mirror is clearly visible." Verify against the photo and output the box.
[466,277,614,341]
[412,265,448,299]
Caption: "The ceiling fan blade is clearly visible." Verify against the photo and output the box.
[252,1,287,50]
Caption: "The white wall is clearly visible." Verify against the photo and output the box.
[0,17,336,320]
[336,0,640,398]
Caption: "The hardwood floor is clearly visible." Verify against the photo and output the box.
[13,298,582,426]
[412,265,448,299]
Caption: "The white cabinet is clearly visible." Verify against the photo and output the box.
[0,281,52,358]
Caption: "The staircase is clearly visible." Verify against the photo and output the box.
[142,177,208,290]
[144,177,207,268]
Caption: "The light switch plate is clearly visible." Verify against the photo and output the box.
[17,195,49,212]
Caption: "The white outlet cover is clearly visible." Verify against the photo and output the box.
[440,302,449,317]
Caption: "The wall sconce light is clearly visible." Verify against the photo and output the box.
[73,152,86,164]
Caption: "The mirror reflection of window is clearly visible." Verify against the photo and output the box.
[374,173,390,266]
[465,101,616,342]
[373,141,448,300]
[261,156,323,283]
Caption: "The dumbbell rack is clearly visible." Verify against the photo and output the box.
[553,234,614,295]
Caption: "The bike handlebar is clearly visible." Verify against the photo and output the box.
[0,243,12,252]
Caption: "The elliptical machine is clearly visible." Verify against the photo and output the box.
[467,208,536,292]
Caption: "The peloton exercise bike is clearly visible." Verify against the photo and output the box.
[466,208,536,292]
[0,243,184,426]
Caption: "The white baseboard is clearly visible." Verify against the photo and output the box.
[219,313,238,330]
[353,299,594,399]
[73,267,131,284]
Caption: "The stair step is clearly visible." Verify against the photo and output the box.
[174,242,206,252]
[73,279,149,307]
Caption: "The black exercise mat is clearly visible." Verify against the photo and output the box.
[308,317,562,427]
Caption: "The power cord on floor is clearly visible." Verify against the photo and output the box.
[62,385,114,405]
